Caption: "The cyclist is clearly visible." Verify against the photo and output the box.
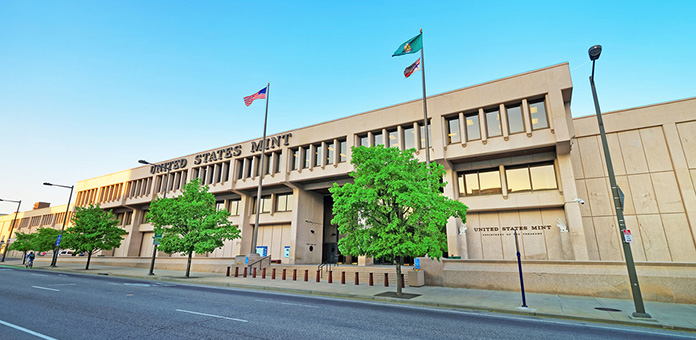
[25,252,35,269]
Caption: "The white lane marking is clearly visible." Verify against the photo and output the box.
[32,286,60,292]
[0,319,59,340]
[254,299,319,308]
[30,273,48,277]
[124,283,151,287]
[175,309,248,323]
[49,283,76,287]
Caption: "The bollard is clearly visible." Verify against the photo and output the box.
[282,269,287,280]
[369,272,374,286]
[355,272,359,285]
[401,274,405,288]
[316,270,320,282]
[304,269,308,282]
[341,271,345,284]
[293,269,297,281]
[328,271,333,283]
[226,266,231,277]
[384,273,389,287]
[262,268,266,279]
[252,267,257,278]
[243,267,247,278]
[235,267,239,278]
[272,268,276,280]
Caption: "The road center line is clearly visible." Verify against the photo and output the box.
[0,319,59,340]
[32,286,60,292]
[175,309,248,322]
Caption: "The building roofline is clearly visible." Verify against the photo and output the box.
[572,96,696,121]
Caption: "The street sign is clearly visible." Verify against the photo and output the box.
[153,232,162,246]
[618,186,625,210]
[415,258,420,270]
[623,229,633,243]
[55,235,62,246]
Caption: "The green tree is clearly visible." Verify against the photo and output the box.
[147,178,241,277]
[330,146,468,296]
[32,227,62,254]
[63,204,127,270]
[8,232,36,263]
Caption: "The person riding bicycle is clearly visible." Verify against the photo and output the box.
[25,252,35,268]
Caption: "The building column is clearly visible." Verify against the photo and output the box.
[557,153,589,260]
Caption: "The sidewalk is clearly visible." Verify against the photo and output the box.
[3,258,695,333]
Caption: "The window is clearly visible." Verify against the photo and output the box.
[388,130,398,148]
[419,123,431,149]
[314,144,322,167]
[506,166,531,193]
[237,160,244,179]
[485,109,502,137]
[507,105,524,133]
[124,212,132,225]
[447,117,461,144]
[327,141,335,164]
[458,168,502,196]
[215,201,225,211]
[339,140,347,163]
[228,199,241,216]
[506,162,557,193]
[263,154,271,175]
[303,146,311,169]
[359,135,369,147]
[291,148,299,170]
[374,132,383,146]
[141,210,149,223]
[529,99,548,130]
[275,152,282,173]
[275,193,293,212]
[403,126,415,150]
[252,196,272,214]
[465,114,480,141]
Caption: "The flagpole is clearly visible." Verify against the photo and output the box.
[251,82,270,255]
[419,29,430,165]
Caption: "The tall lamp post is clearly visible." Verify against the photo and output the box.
[139,159,171,276]
[588,45,650,318]
[0,198,21,262]
[44,182,74,268]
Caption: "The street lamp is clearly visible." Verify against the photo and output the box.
[43,182,74,267]
[139,159,172,276]
[588,45,650,318]
[0,198,21,262]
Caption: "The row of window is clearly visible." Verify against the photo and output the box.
[446,98,548,144]
[16,212,73,229]
[458,162,557,196]
[215,193,294,216]
[358,121,432,151]
[289,139,347,171]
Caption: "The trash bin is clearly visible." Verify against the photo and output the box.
[408,270,425,287]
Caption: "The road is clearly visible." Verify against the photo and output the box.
[0,267,692,340]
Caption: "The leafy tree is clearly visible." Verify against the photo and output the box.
[330,146,468,296]
[32,227,62,254]
[63,204,127,270]
[8,232,36,263]
[147,178,241,277]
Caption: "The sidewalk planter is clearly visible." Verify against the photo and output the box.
[408,270,425,287]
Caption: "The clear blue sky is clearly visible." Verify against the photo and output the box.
[1,1,695,213]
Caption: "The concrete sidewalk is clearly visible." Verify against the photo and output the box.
[3,258,695,333]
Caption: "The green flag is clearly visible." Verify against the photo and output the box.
[392,33,422,57]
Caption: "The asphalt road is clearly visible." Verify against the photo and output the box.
[0,267,692,340]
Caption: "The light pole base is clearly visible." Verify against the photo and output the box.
[631,312,652,319]
[147,272,155,276]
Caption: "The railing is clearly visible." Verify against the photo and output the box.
[318,261,338,275]
[247,255,271,271]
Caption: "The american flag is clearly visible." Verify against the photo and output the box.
[244,87,267,106]
[404,58,421,78]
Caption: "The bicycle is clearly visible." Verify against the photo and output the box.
[25,259,33,269]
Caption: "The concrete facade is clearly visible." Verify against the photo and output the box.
[2,63,695,300]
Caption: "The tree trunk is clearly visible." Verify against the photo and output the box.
[395,258,402,297]
[85,250,92,270]
[186,252,193,278]
[22,251,26,264]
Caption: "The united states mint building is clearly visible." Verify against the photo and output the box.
[2,63,695,302]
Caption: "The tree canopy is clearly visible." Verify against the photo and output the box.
[147,178,241,277]
[63,204,126,269]
[8,232,36,253]
[330,146,468,295]
[32,227,62,253]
